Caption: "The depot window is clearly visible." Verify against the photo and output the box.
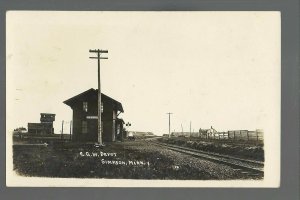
[82,121,88,134]
[83,102,88,112]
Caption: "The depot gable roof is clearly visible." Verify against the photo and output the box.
[63,88,124,112]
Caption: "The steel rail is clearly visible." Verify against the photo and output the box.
[150,141,264,175]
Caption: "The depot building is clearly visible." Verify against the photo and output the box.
[63,88,124,142]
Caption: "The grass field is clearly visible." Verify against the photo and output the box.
[13,140,255,180]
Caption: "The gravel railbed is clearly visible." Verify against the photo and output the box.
[154,142,264,169]
[120,140,262,180]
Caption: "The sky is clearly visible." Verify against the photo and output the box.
[6,11,280,136]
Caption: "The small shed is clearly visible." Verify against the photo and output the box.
[28,113,56,134]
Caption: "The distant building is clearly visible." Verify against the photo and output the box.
[198,128,210,137]
[28,113,56,134]
[126,131,154,138]
[206,126,218,137]
[171,126,218,138]
[63,88,124,143]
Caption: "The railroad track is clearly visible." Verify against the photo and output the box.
[150,141,264,177]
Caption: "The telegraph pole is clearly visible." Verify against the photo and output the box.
[89,49,108,145]
[166,113,173,138]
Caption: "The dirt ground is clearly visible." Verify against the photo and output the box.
[158,137,264,161]
[13,140,262,180]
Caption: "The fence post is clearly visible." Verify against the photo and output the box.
[247,130,249,141]
[70,120,72,141]
[61,120,64,140]
[233,131,235,140]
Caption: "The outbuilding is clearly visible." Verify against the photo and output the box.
[63,88,124,143]
[28,113,56,134]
